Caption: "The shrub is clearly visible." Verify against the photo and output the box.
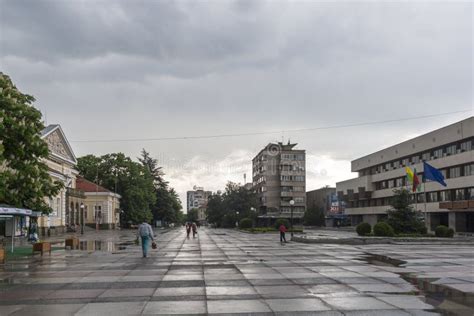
[239,218,253,229]
[275,218,290,230]
[373,222,395,237]
[356,222,371,236]
[435,225,449,237]
[446,228,454,238]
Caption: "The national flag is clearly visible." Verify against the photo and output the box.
[423,161,447,187]
[406,167,414,183]
[412,168,420,192]
[406,166,420,192]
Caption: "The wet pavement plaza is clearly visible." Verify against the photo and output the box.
[1,228,473,315]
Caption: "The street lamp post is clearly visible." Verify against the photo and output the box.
[80,203,85,235]
[235,211,239,228]
[289,200,295,238]
[250,207,256,227]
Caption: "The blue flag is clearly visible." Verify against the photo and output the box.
[423,161,447,187]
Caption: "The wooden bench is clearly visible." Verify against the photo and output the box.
[33,242,51,256]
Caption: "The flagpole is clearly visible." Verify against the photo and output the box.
[423,164,428,228]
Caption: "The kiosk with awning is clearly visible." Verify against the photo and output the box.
[0,205,42,252]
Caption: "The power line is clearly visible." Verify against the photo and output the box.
[71,109,472,143]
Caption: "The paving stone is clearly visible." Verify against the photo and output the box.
[142,300,206,315]
[207,299,271,314]
[265,298,331,312]
[322,296,397,310]
[100,288,155,298]
[376,295,434,310]
[75,301,147,315]
[10,303,85,316]
[153,287,205,296]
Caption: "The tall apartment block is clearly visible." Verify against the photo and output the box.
[252,142,306,223]
[336,117,473,233]
[186,186,212,223]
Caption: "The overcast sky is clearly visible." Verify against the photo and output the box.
[1,0,472,207]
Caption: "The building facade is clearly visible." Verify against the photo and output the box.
[187,186,211,224]
[306,187,336,214]
[76,177,121,229]
[39,124,84,235]
[336,117,474,233]
[253,142,306,223]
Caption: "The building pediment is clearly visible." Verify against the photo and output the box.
[41,125,77,165]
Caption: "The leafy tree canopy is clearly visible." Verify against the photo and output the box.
[206,182,257,227]
[303,205,326,226]
[0,72,62,213]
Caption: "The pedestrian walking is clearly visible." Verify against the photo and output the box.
[192,222,198,238]
[137,221,155,258]
[279,223,287,243]
[186,222,191,238]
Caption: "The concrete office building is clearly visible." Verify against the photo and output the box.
[253,142,306,223]
[336,117,473,233]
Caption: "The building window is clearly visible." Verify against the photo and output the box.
[295,197,304,203]
[427,192,438,202]
[396,178,404,187]
[439,190,451,202]
[464,164,473,177]
[468,188,474,200]
[393,161,400,169]
[432,148,443,159]
[446,144,457,156]
[412,156,420,164]
[422,152,430,161]
[460,140,472,152]
[401,158,409,166]
[454,189,465,201]
[388,179,395,189]
[417,194,425,203]
[449,167,461,178]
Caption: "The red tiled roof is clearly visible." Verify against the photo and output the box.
[76,177,111,193]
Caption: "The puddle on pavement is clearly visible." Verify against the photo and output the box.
[362,254,474,316]
[63,240,136,252]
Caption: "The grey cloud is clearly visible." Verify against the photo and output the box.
[1,0,472,200]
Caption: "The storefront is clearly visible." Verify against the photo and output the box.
[0,205,41,237]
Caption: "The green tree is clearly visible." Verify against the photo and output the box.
[187,208,199,222]
[386,188,426,234]
[206,182,258,227]
[0,73,62,213]
[303,205,326,226]
[206,193,225,227]
[139,149,182,226]
[77,153,155,225]
[222,182,258,223]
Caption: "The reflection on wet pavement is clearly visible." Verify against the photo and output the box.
[0,228,473,315]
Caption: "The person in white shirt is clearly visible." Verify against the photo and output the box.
[137,222,154,257]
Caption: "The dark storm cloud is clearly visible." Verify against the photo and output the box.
[1,0,270,64]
